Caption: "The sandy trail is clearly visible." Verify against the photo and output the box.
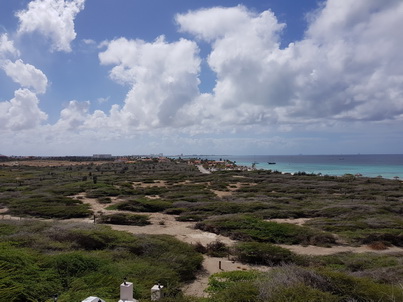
[182,256,271,297]
[111,214,235,247]
[196,165,211,174]
[267,217,313,226]
[278,244,403,255]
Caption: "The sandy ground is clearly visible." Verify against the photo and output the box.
[196,165,211,174]
[267,217,313,226]
[133,180,168,188]
[278,244,403,255]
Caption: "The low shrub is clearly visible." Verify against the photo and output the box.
[192,242,207,254]
[0,243,60,301]
[98,213,150,226]
[85,185,121,198]
[52,252,102,288]
[98,196,112,204]
[320,269,403,301]
[207,270,262,294]
[0,220,204,301]
[234,242,297,266]
[205,240,229,257]
[362,233,403,247]
[196,215,336,246]
[164,207,188,215]
[263,284,338,302]
[8,196,91,219]
[117,198,172,212]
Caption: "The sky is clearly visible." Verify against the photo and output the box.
[0,0,403,156]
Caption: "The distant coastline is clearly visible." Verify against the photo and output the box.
[190,154,403,179]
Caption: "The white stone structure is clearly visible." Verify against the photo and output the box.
[118,281,138,302]
[150,284,164,301]
[82,280,138,302]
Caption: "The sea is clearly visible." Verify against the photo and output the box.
[192,154,403,179]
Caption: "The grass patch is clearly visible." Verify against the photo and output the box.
[196,214,336,246]
[0,220,203,301]
[8,196,91,219]
[234,242,298,265]
[116,198,172,212]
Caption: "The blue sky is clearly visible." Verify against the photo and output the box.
[1,0,403,156]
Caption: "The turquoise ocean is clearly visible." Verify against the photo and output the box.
[195,154,403,179]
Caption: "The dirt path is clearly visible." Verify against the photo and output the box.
[69,194,269,297]
[278,244,403,255]
[182,256,271,297]
[196,165,211,174]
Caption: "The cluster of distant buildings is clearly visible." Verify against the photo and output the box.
[0,153,250,171]
[184,158,249,172]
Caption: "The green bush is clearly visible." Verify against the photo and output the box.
[266,284,338,302]
[53,252,102,288]
[98,213,150,226]
[207,270,262,294]
[316,252,399,273]
[117,198,172,212]
[205,240,229,257]
[68,228,135,250]
[319,269,403,301]
[0,221,204,301]
[196,215,335,246]
[234,242,297,265]
[209,281,259,302]
[86,185,121,198]
[8,196,91,218]
[0,243,60,302]
[164,207,188,215]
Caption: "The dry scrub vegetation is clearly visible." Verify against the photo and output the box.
[1,158,403,301]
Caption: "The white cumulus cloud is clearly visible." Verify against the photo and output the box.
[176,5,289,127]
[175,1,403,129]
[3,59,48,94]
[99,36,201,129]
[0,34,19,58]
[0,88,47,130]
[55,100,89,130]
[16,0,85,52]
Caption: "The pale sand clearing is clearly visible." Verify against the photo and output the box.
[212,182,255,198]
[133,180,167,188]
[212,190,233,198]
[196,165,211,174]
[267,217,313,226]
[278,244,403,256]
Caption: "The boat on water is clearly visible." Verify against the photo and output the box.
[268,162,276,165]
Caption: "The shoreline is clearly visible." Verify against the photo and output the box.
[190,154,403,180]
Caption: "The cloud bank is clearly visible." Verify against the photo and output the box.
[1,0,403,155]
[90,1,403,134]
